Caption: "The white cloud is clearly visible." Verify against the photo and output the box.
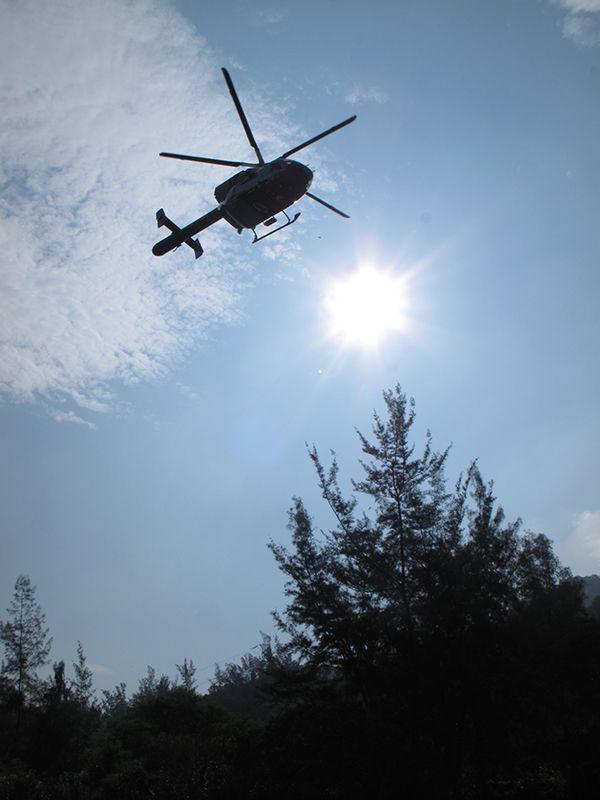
[48,409,97,429]
[562,12,600,45]
[176,382,201,402]
[0,0,298,420]
[557,510,600,575]
[344,85,390,106]
[89,662,115,675]
[551,0,600,46]
[257,8,286,25]
[556,0,600,12]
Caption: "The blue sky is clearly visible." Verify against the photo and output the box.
[1,0,599,692]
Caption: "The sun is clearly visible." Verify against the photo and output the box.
[324,265,408,348]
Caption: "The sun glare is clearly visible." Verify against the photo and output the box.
[324,265,408,348]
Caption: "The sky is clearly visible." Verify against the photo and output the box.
[1,0,599,693]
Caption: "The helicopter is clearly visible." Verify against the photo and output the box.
[152,68,356,259]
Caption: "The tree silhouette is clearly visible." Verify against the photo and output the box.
[0,575,52,700]
[0,388,598,798]
[71,640,95,708]
[176,657,197,691]
[1,574,52,745]
[266,385,596,798]
[101,681,128,718]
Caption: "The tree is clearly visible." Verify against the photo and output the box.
[71,640,95,707]
[209,648,276,720]
[133,665,171,701]
[269,387,450,711]
[91,684,262,799]
[266,385,593,798]
[32,660,101,778]
[176,657,197,691]
[44,660,70,706]
[101,681,128,718]
[0,575,52,701]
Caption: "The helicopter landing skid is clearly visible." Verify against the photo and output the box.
[252,210,300,244]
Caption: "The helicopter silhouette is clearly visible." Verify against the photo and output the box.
[152,68,356,259]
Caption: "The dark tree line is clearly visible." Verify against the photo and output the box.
[1,386,599,799]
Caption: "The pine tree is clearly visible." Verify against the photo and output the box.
[72,640,95,707]
[266,385,590,797]
[0,575,52,700]
[133,665,170,701]
[101,682,128,717]
[176,658,197,691]
[44,660,71,706]
[269,385,450,705]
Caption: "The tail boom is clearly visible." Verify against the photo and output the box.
[152,207,224,257]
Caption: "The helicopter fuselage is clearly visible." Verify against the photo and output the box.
[216,159,313,230]
[152,159,313,257]
[153,66,354,259]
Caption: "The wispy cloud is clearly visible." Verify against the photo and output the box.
[176,382,201,402]
[0,0,296,421]
[239,0,287,26]
[562,11,600,45]
[48,409,97,429]
[257,8,286,25]
[556,0,600,11]
[89,663,115,675]
[344,85,390,106]
[552,0,600,46]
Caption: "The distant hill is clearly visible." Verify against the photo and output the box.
[581,575,600,605]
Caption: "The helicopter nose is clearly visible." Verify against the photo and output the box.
[293,161,313,190]
[301,164,313,188]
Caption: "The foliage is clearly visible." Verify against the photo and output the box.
[0,386,598,798]
[0,575,52,700]
[132,665,171,702]
[90,684,262,799]
[264,385,599,798]
[209,648,275,720]
[176,658,197,691]
[71,642,95,708]
[101,682,128,719]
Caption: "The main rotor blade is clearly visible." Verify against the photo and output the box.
[305,191,350,219]
[222,68,265,165]
[280,115,357,159]
[160,152,256,167]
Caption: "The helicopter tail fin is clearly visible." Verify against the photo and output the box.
[184,238,203,259]
[155,208,204,259]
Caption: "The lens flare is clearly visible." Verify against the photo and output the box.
[324,265,408,348]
